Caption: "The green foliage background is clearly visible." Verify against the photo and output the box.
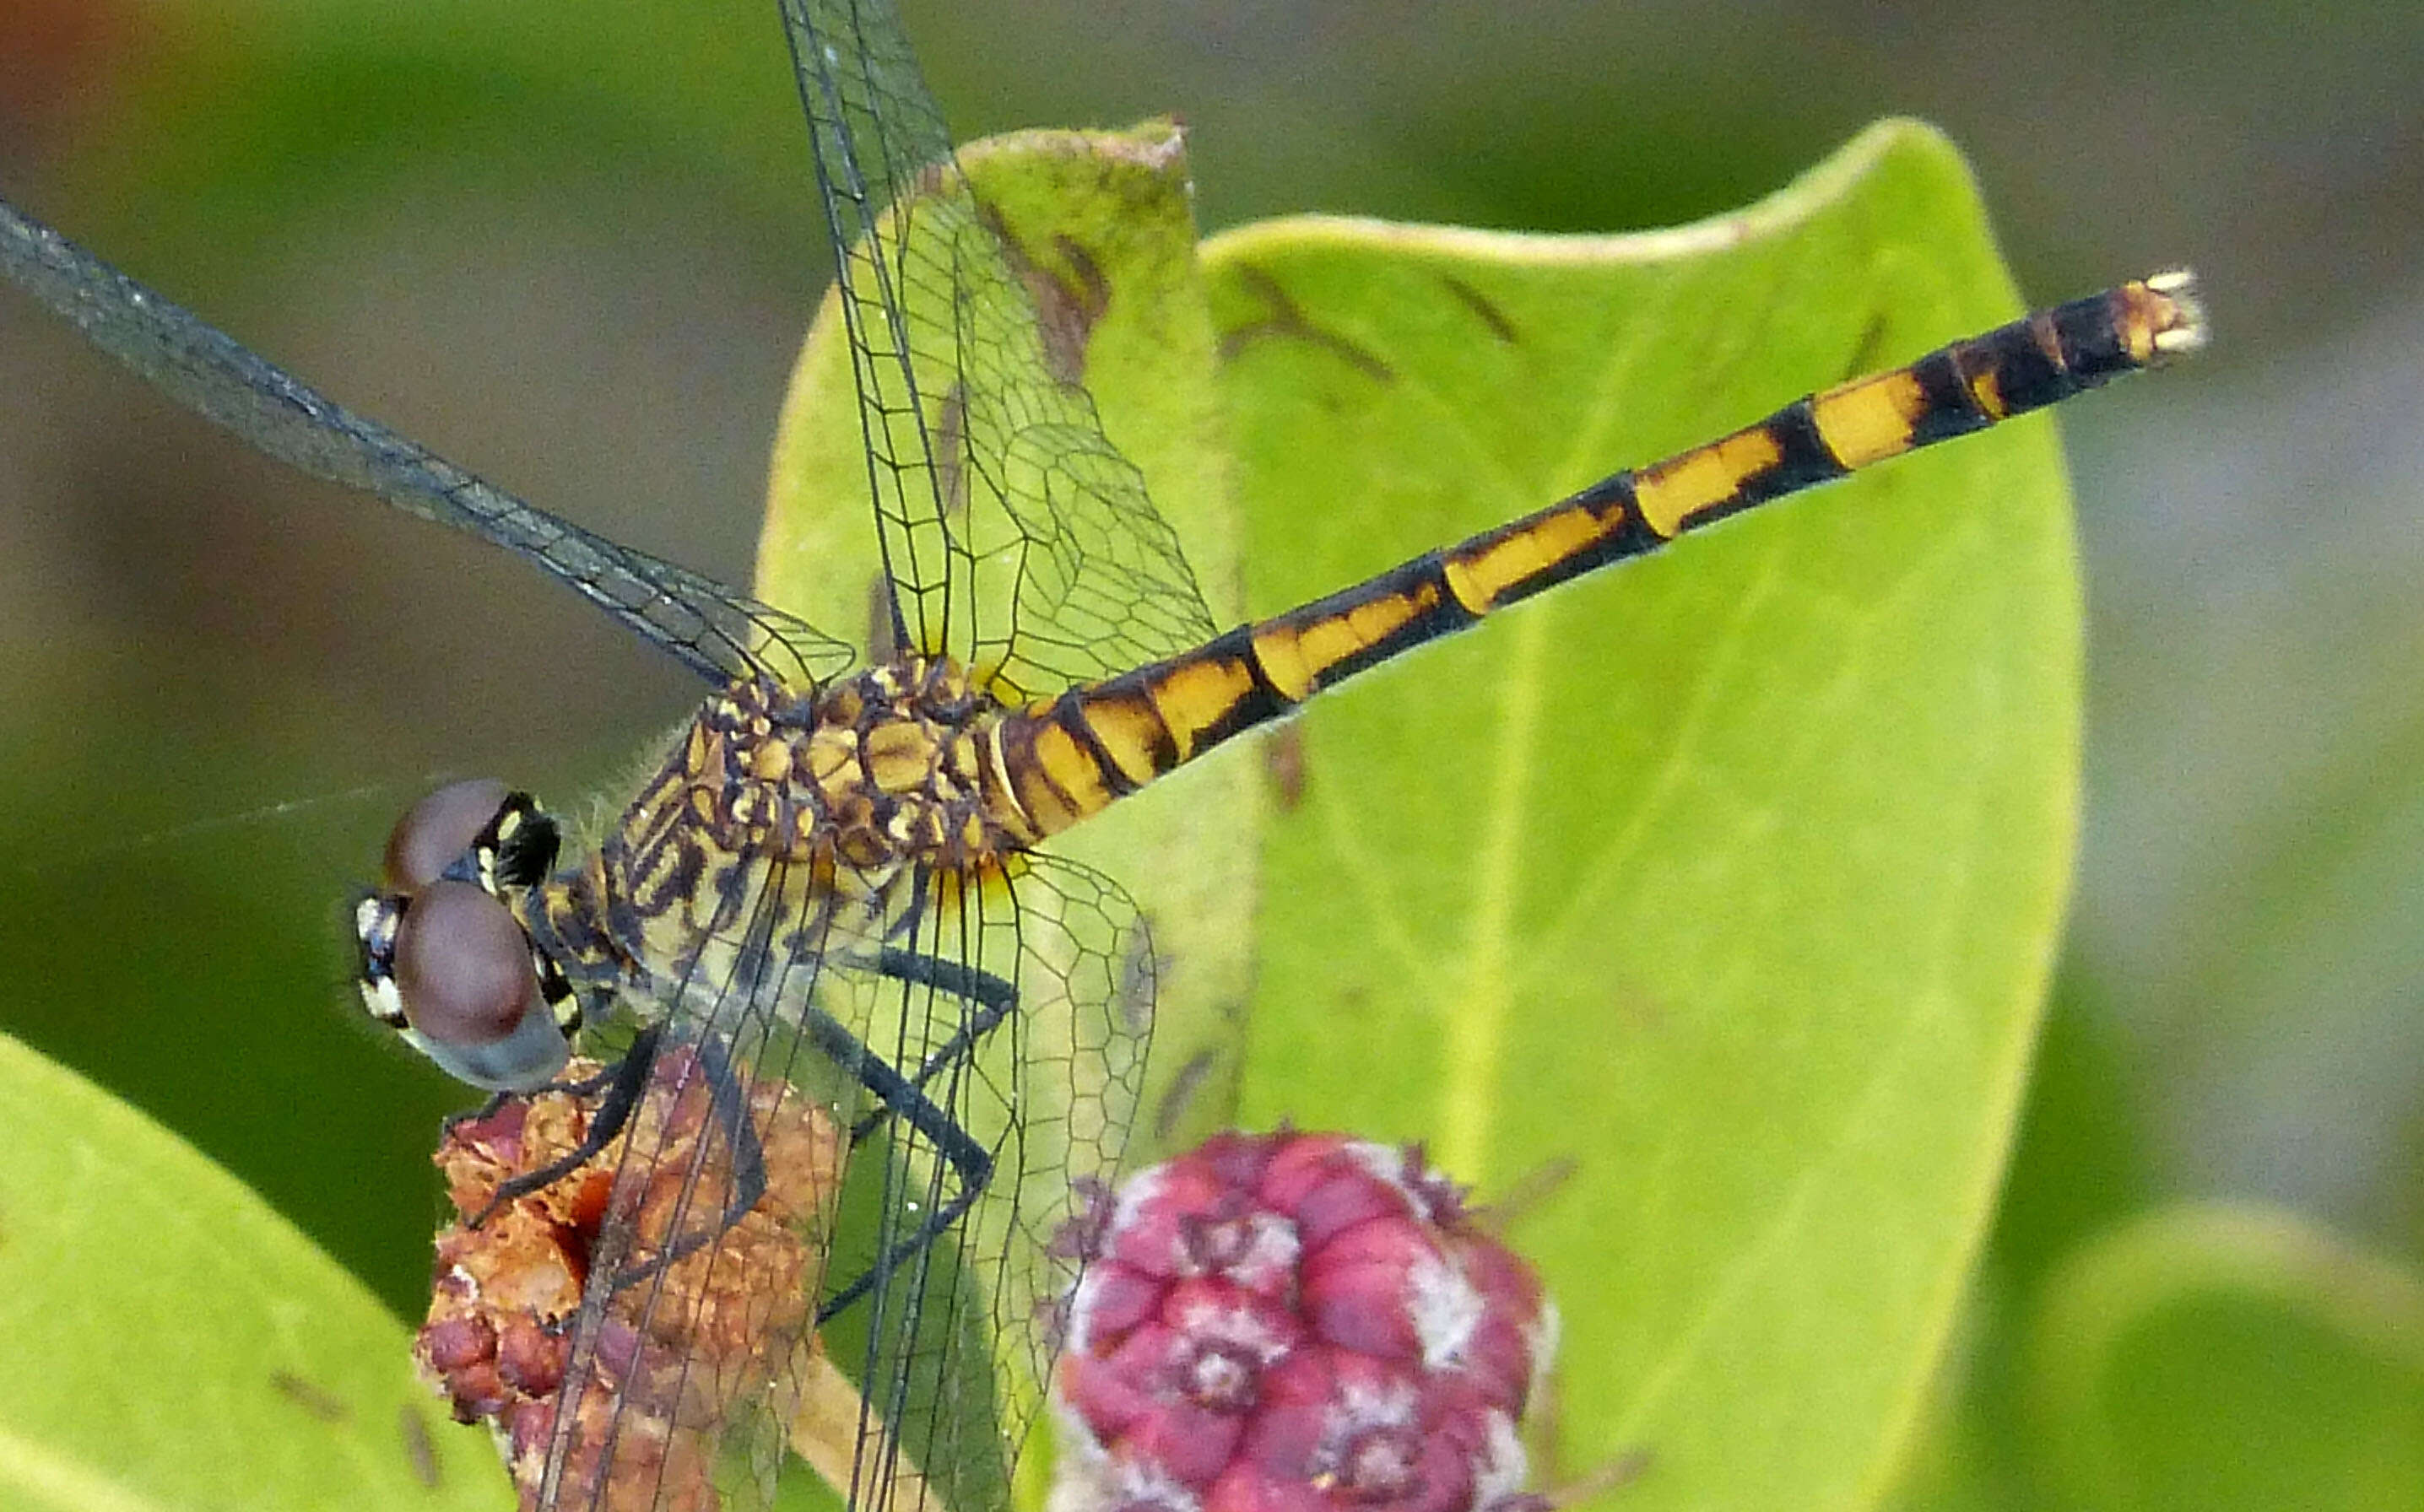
[0,0,2416,1507]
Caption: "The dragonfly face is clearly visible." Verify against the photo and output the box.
[355,778,582,1092]
[0,0,2200,1505]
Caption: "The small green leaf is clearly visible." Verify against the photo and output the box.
[2024,1204,2424,1512]
[2026,1207,2424,1512]
[1206,119,2080,1507]
[0,1030,506,1510]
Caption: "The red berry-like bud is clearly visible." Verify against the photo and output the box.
[1053,1132,1556,1512]
[420,1313,495,1374]
[495,1317,566,1396]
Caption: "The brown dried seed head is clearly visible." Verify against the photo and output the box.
[415,1054,844,1511]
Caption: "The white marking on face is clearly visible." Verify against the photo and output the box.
[359,975,409,1029]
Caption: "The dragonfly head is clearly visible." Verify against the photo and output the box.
[354,779,578,1092]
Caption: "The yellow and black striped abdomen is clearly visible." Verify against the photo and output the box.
[988,273,2204,841]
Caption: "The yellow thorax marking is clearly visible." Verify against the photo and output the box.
[863,721,939,795]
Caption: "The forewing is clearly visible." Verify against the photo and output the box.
[778,0,1217,698]
[0,195,855,690]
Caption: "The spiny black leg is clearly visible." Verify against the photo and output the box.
[850,946,1020,1142]
[587,947,1013,1320]
[799,1002,994,1326]
[464,1023,663,1228]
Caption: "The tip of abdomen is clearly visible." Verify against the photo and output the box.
[2138,269,2207,360]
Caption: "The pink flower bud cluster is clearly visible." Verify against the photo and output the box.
[1052,1131,1556,1512]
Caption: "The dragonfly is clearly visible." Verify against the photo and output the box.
[0,0,2205,1506]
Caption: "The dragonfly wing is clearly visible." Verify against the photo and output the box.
[820,851,1155,1512]
[0,196,856,691]
[778,0,1218,698]
[527,843,1150,1511]
[531,857,856,1512]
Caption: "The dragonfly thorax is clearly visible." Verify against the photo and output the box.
[680,656,1017,872]
[353,656,1039,1095]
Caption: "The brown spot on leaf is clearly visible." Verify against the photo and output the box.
[1471,1153,1579,1237]
[1265,723,1309,812]
[1151,1046,1222,1143]
[1441,274,1519,344]
[979,202,1110,385]
[1117,917,1166,1036]
[1838,309,1890,383]
[1218,266,1394,382]
[398,1404,441,1488]
[933,381,971,521]
[270,1369,348,1423]
[1056,235,1112,327]
[1554,1446,1657,1502]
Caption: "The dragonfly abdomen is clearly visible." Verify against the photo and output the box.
[990,273,2204,841]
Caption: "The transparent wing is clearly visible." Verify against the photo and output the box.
[829,852,1154,1511]
[534,856,849,1512]
[0,195,856,691]
[534,848,1152,1510]
[778,0,1219,699]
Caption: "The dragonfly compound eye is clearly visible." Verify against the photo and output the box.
[383,778,512,890]
[391,879,569,1091]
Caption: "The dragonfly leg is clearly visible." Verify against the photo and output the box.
[463,1023,666,1228]
[798,998,996,1326]
[534,957,1010,1296]
[604,1028,773,1292]
[847,946,1020,1142]
[586,954,1015,1316]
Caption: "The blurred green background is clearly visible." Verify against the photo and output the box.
[1,0,2417,1506]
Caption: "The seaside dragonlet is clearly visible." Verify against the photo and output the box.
[0,0,2201,1505]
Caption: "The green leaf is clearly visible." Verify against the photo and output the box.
[0,1030,506,1511]
[1205,119,2080,1508]
[2023,1204,2424,1511]
[1873,981,2169,1512]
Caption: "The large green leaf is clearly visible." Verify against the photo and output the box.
[1206,118,2080,1508]
[0,1030,505,1511]
[2023,1204,2424,1511]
